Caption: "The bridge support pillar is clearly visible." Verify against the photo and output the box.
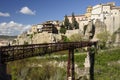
[67,46,75,80]
[84,46,95,80]
[0,51,11,80]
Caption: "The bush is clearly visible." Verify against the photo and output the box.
[61,35,70,42]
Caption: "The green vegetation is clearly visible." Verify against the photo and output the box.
[69,33,83,42]
[60,24,66,34]
[61,35,70,42]
[111,32,117,43]
[64,15,71,30]
[94,48,120,80]
[7,48,120,80]
[97,31,110,43]
[60,13,79,34]
[29,34,33,44]
[24,41,29,45]
[96,31,110,49]
[71,13,79,29]
[0,35,17,40]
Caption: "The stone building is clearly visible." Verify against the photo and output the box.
[91,2,120,34]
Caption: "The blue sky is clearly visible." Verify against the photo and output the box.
[0,0,120,35]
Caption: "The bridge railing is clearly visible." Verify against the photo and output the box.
[0,41,97,63]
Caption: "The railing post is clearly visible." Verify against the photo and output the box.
[89,42,97,80]
[71,46,75,80]
[67,45,75,80]
[67,47,71,80]
[84,43,96,80]
[89,47,95,80]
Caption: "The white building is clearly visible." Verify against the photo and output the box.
[91,2,120,34]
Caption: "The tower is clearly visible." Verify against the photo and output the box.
[85,6,92,18]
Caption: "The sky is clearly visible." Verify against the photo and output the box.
[0,0,120,36]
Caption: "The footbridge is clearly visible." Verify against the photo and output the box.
[0,41,97,80]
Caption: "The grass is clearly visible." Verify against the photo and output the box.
[7,48,120,80]
[94,48,120,80]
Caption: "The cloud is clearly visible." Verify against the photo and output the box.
[0,21,31,36]
[20,6,35,15]
[0,12,10,17]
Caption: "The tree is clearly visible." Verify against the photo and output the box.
[60,24,66,34]
[64,15,71,30]
[71,13,79,29]
[30,34,33,44]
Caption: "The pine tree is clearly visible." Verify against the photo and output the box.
[60,24,66,34]
[64,15,71,30]
[71,13,79,29]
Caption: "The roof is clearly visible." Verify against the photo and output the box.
[67,15,85,17]
[112,6,120,9]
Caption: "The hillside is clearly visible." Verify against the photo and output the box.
[0,35,17,40]
[7,48,120,80]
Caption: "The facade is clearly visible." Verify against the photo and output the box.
[85,6,92,18]
[67,15,86,23]
[28,20,60,35]
[91,2,120,34]
[42,22,58,34]
[29,24,43,34]
[31,25,37,34]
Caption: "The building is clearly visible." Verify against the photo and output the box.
[29,24,43,34]
[85,6,92,18]
[29,20,60,35]
[91,2,120,34]
[31,25,37,34]
[66,7,92,32]
[67,15,86,23]
[42,21,58,34]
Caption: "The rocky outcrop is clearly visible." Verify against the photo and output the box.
[15,32,62,45]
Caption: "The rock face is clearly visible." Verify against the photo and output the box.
[65,29,80,38]
[94,19,106,34]
[114,28,120,46]
[32,32,61,44]
[15,32,61,45]
[84,20,95,40]
[91,19,107,40]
